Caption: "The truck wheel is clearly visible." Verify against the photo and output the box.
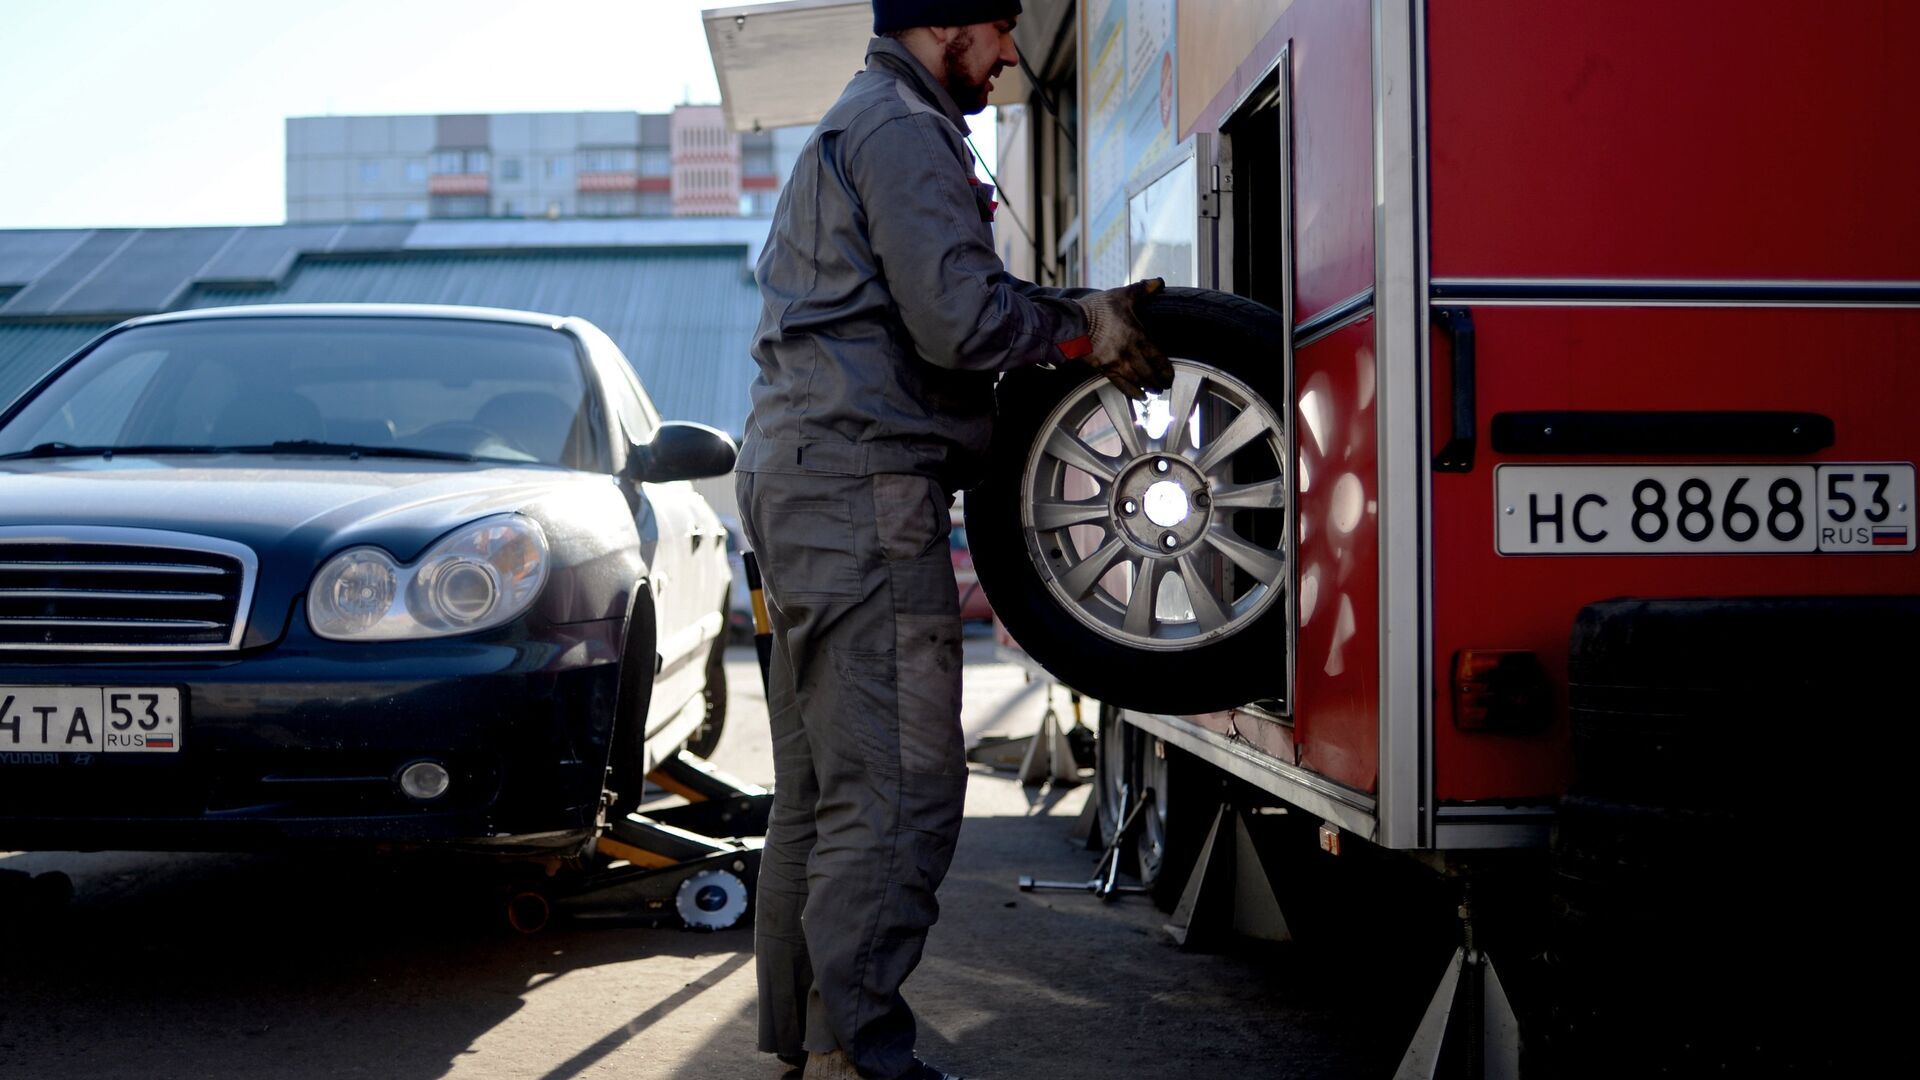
[966,288,1291,714]
[1136,736,1218,911]
[1093,704,1132,851]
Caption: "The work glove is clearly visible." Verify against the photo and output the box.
[1073,277,1174,401]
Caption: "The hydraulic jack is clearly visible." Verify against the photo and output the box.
[501,751,773,934]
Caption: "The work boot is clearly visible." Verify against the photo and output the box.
[803,1051,861,1080]
[803,1052,966,1080]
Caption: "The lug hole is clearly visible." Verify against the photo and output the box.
[1120,498,1138,516]
[1162,533,1179,549]
[1194,492,1211,509]
[1153,458,1171,474]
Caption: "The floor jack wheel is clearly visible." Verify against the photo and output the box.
[675,867,751,931]
[504,888,553,935]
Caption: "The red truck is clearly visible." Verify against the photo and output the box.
[953,2,1917,1075]
[705,1,1915,1073]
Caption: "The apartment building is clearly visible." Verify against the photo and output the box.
[286,108,805,223]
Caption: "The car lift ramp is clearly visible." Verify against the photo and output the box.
[500,751,773,935]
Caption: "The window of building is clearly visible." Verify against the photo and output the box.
[499,198,518,216]
[360,161,381,185]
[430,151,465,175]
[404,201,427,219]
[406,160,427,183]
[579,192,638,217]
[429,194,488,218]
[637,191,672,216]
[547,156,571,179]
[640,148,669,176]
[742,148,774,177]
[580,148,637,173]
[499,157,522,181]
[355,203,383,220]
[464,150,489,174]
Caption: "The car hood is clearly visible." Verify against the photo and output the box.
[0,455,608,557]
[0,455,636,646]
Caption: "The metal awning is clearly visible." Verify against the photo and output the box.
[703,0,1029,133]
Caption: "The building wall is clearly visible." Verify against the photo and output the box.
[288,109,798,224]
[670,106,740,217]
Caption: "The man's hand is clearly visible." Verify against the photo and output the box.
[1073,278,1174,400]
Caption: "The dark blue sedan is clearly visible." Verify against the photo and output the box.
[0,304,736,856]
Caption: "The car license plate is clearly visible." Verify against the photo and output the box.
[1495,463,1916,555]
[0,687,182,753]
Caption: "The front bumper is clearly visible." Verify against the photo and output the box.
[0,616,625,853]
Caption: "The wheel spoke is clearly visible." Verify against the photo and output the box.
[1058,536,1128,600]
[1201,524,1287,586]
[1175,554,1231,633]
[1160,368,1202,456]
[1031,496,1111,531]
[1209,477,1288,510]
[1095,382,1144,458]
[1122,556,1165,638]
[1044,428,1120,484]
[1192,407,1272,478]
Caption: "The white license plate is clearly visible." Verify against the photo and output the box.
[0,687,182,753]
[1495,463,1916,555]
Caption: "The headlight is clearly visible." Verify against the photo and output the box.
[309,515,549,641]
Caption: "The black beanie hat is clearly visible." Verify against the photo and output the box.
[872,0,1022,35]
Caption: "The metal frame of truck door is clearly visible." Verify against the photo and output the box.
[1372,0,1434,851]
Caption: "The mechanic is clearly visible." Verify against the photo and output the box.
[733,2,1170,1078]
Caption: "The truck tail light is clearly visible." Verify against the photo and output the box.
[1452,650,1552,733]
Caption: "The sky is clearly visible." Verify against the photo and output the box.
[0,0,996,230]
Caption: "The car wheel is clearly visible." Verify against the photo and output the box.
[605,600,657,818]
[966,287,1291,714]
[685,631,728,760]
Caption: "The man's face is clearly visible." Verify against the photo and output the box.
[938,19,1019,114]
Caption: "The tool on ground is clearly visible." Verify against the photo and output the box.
[967,686,1091,786]
[1017,781,1149,901]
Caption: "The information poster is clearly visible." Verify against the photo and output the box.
[1083,0,1178,288]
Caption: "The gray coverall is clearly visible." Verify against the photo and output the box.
[735,36,1091,1080]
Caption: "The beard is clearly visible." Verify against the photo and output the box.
[941,28,993,114]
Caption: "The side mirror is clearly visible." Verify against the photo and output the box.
[629,421,737,483]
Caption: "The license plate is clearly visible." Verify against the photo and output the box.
[0,687,182,753]
[1495,463,1916,555]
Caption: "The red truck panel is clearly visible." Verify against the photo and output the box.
[1430,306,1920,802]
[1291,318,1380,793]
[1428,1,1920,281]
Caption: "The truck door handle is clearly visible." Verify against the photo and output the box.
[1433,306,1476,472]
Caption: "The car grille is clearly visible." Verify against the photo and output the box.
[0,538,252,650]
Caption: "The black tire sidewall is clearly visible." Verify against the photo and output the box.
[967,288,1293,714]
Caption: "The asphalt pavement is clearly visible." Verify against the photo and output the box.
[0,637,1434,1078]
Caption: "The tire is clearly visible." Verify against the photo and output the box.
[1136,736,1218,912]
[1542,597,1912,1077]
[966,287,1291,714]
[604,597,657,818]
[1092,704,1133,855]
[685,629,728,760]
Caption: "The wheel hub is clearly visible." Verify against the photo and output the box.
[1115,456,1210,553]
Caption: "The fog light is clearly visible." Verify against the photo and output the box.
[399,760,452,801]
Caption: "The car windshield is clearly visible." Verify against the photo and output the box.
[0,316,598,468]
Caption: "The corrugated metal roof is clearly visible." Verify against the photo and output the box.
[0,248,762,434]
[0,323,109,410]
